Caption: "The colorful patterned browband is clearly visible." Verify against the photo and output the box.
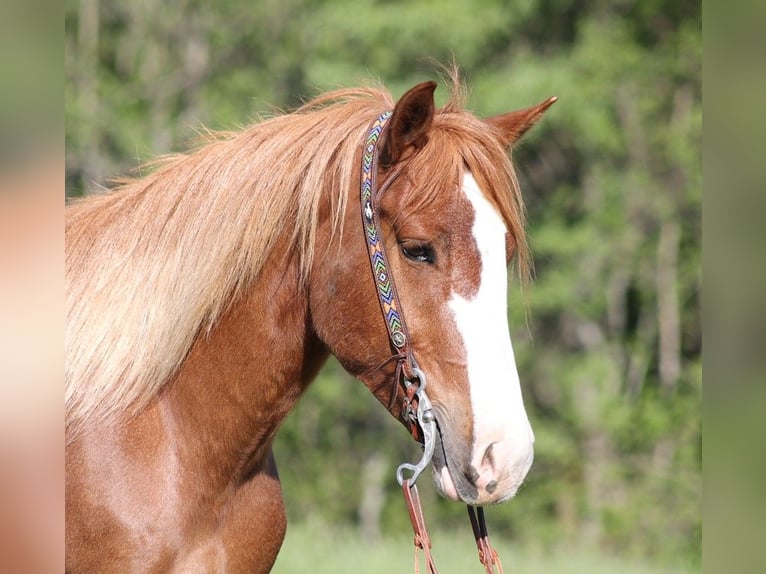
[360,112,410,352]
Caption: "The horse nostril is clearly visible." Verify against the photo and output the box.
[481,442,496,470]
[466,466,480,485]
[485,480,498,494]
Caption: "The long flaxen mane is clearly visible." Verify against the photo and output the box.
[65,78,530,441]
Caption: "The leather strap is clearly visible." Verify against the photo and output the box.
[402,480,439,574]
[360,112,422,440]
[467,506,505,574]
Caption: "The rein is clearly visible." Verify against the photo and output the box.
[360,113,505,574]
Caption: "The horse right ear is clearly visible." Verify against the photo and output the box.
[486,96,557,148]
[379,81,437,167]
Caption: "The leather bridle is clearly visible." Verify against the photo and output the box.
[360,113,504,574]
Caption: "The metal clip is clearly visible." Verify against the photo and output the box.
[396,367,437,486]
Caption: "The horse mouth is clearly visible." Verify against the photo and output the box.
[430,419,480,504]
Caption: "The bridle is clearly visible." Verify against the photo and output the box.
[360,112,505,574]
[360,112,433,458]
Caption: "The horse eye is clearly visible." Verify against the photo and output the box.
[401,243,435,264]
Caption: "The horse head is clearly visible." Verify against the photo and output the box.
[309,82,555,506]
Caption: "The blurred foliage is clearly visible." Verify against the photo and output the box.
[65,0,700,568]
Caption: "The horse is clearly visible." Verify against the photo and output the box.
[65,77,555,573]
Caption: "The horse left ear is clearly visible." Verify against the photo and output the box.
[380,81,437,167]
[487,96,558,147]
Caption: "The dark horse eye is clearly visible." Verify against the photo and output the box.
[401,243,435,264]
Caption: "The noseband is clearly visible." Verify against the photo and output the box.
[360,113,504,574]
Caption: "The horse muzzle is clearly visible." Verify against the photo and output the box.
[430,409,535,506]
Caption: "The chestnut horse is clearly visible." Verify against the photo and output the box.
[65,79,554,572]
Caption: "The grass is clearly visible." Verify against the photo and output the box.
[272,521,698,574]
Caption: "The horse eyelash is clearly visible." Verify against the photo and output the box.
[401,243,435,264]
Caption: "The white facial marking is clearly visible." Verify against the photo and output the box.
[448,173,534,500]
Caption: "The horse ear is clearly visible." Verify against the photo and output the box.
[379,81,437,167]
[486,96,557,147]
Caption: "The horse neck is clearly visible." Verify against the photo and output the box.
[160,243,329,486]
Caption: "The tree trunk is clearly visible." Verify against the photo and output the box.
[77,0,100,188]
[656,215,681,394]
[358,452,387,542]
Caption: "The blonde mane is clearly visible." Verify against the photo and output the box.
[65,80,529,440]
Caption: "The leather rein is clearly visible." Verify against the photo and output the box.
[360,112,504,574]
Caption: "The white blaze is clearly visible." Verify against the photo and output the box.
[448,173,534,499]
